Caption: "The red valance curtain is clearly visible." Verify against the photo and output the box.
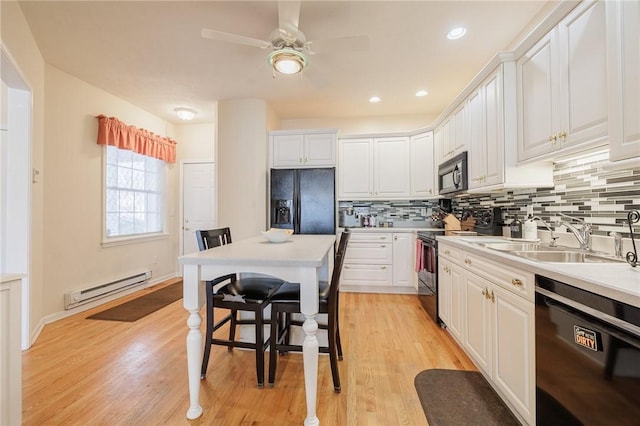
[96,115,177,163]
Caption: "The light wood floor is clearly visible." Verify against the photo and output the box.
[22,278,476,425]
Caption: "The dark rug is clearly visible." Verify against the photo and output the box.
[414,369,520,426]
[86,281,182,322]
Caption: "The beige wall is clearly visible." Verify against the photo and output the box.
[42,65,180,316]
[1,1,46,342]
[175,122,215,162]
[218,98,270,240]
[280,114,434,135]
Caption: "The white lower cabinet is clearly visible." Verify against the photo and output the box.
[439,242,535,425]
[342,231,415,293]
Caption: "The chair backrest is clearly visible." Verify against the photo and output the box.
[328,229,351,302]
[196,227,232,251]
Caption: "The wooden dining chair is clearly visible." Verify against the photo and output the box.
[268,229,351,392]
[196,227,284,388]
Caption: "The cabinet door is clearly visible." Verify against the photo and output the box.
[452,102,468,156]
[468,87,486,188]
[341,263,393,287]
[448,262,465,342]
[517,30,560,161]
[272,134,305,167]
[463,271,492,375]
[482,70,505,186]
[558,0,608,150]
[303,133,336,166]
[607,0,640,161]
[438,259,451,326]
[392,233,413,287]
[338,138,373,198]
[410,132,435,197]
[492,285,534,424]
[374,137,410,198]
[433,126,444,173]
[343,241,392,264]
[441,118,453,163]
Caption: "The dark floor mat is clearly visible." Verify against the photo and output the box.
[414,369,520,426]
[86,281,182,322]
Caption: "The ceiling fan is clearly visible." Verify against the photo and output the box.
[201,1,369,76]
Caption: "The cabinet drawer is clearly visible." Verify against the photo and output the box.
[344,242,393,264]
[349,232,393,243]
[462,252,533,301]
[342,263,393,286]
[439,244,463,262]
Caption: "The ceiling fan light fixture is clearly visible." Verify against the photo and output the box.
[268,48,308,75]
[175,107,197,121]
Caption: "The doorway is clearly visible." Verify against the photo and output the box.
[1,48,32,349]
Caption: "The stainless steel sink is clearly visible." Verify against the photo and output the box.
[478,242,548,251]
[512,251,625,263]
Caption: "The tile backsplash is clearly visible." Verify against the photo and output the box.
[340,151,640,237]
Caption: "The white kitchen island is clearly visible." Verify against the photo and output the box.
[178,234,336,425]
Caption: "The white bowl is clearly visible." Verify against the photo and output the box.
[261,229,293,243]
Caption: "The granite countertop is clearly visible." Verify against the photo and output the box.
[437,236,640,307]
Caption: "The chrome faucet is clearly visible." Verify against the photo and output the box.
[610,231,623,258]
[532,216,558,247]
[558,213,591,250]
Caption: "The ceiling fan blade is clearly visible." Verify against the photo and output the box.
[305,35,370,55]
[278,0,301,35]
[201,28,272,49]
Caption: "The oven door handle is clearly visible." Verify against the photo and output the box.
[537,287,640,338]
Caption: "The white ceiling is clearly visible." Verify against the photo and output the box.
[17,1,556,125]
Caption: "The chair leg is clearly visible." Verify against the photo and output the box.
[327,316,341,393]
[336,320,344,361]
[201,297,215,379]
[227,309,238,352]
[255,308,265,388]
[268,304,279,387]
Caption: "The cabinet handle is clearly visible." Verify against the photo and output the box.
[445,250,450,255]
[489,290,495,303]
[511,278,523,287]
[380,236,387,240]
[344,265,350,269]
[394,236,398,241]
[464,258,471,265]
[558,131,567,141]
[482,288,487,297]
[380,245,387,248]
[549,134,557,144]
[428,189,432,194]
[380,266,387,270]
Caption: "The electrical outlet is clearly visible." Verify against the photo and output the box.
[153,256,158,264]
[526,205,534,217]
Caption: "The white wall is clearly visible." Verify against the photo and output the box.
[1,1,46,344]
[42,65,179,316]
[218,98,270,240]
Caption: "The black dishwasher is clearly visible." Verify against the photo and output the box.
[535,275,640,425]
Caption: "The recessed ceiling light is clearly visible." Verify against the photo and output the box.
[416,90,429,97]
[447,27,467,40]
[369,96,381,103]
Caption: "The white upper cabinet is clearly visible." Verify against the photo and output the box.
[410,132,435,198]
[607,0,640,162]
[436,106,467,167]
[518,0,608,162]
[468,61,553,193]
[271,130,337,168]
[338,136,412,199]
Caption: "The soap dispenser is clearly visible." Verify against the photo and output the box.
[523,215,538,241]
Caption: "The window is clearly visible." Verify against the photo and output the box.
[104,145,165,239]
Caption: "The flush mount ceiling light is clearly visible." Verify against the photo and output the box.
[416,90,429,97]
[175,108,197,121]
[369,96,381,103]
[268,48,308,75]
[447,27,467,40]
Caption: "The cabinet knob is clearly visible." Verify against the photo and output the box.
[445,250,450,255]
[549,134,557,144]
[511,278,523,287]
[428,189,432,194]
[464,258,471,265]
[304,157,308,163]
[482,288,487,297]
[394,236,398,241]
[380,266,387,270]
[559,131,567,141]
[489,290,495,303]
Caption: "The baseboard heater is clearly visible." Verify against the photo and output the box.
[64,270,152,310]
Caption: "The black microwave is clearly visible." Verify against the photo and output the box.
[438,151,468,195]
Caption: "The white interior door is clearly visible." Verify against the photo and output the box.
[182,162,216,255]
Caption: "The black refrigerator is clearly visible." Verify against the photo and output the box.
[270,168,335,234]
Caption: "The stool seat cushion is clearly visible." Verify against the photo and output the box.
[269,281,330,304]
[215,277,283,303]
